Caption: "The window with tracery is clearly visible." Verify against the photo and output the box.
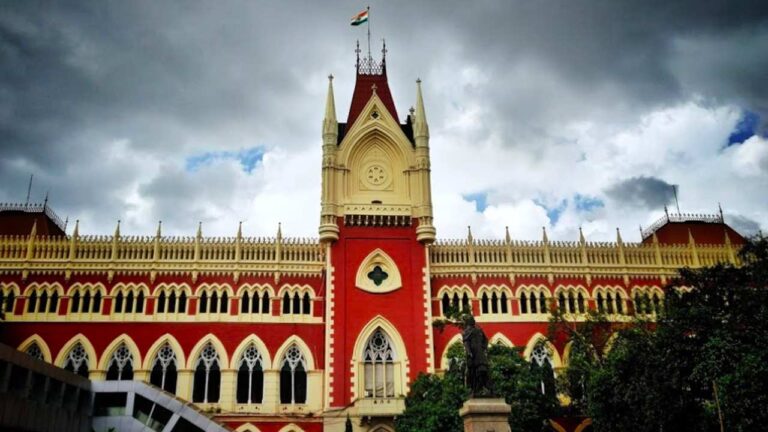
[363,329,396,398]
[156,290,187,314]
[520,290,549,315]
[63,342,89,377]
[281,291,311,316]
[530,343,556,396]
[106,344,134,381]
[25,343,44,361]
[279,345,307,404]
[114,289,145,314]
[26,288,59,314]
[236,344,264,404]
[192,343,221,403]
[150,342,178,394]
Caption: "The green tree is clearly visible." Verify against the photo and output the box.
[553,235,768,432]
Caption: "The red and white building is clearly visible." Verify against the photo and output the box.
[0,47,745,432]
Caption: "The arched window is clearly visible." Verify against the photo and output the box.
[441,293,450,316]
[210,292,219,313]
[125,292,134,313]
[596,293,604,313]
[261,292,270,313]
[481,293,489,314]
[93,291,102,312]
[302,293,310,315]
[236,344,264,404]
[451,293,459,311]
[150,343,177,394]
[292,293,300,314]
[27,291,37,313]
[252,292,261,313]
[520,293,528,314]
[279,345,307,404]
[199,292,208,313]
[530,344,555,396]
[616,295,624,314]
[567,292,576,313]
[241,292,250,313]
[39,291,48,313]
[71,291,81,313]
[192,343,220,403]
[82,291,92,312]
[106,344,134,381]
[462,293,470,312]
[168,292,177,313]
[529,293,537,313]
[577,292,585,313]
[558,293,566,311]
[363,329,395,398]
[63,343,89,377]
[115,292,124,313]
[500,292,508,313]
[137,291,145,313]
[282,293,290,314]
[652,293,661,314]
[157,292,166,313]
[491,293,499,314]
[220,292,228,313]
[0,289,15,313]
[606,293,615,314]
[179,292,187,312]
[539,293,547,313]
[49,291,59,313]
[25,343,44,360]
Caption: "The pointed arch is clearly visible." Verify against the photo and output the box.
[186,334,229,369]
[67,282,107,296]
[274,336,315,370]
[17,334,52,363]
[230,334,273,369]
[574,418,593,432]
[142,334,186,370]
[54,333,97,371]
[351,315,410,399]
[522,333,562,368]
[489,333,514,347]
[355,248,402,294]
[277,424,306,432]
[98,334,142,370]
[603,332,621,355]
[370,425,396,432]
[352,316,409,364]
[439,333,464,371]
[235,424,262,432]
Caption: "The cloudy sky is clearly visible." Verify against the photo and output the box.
[1,1,767,242]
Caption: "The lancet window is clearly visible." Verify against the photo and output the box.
[479,286,510,315]
[25,285,60,314]
[236,344,264,404]
[113,286,146,314]
[240,289,271,315]
[63,342,89,377]
[149,343,178,394]
[198,286,230,315]
[279,345,307,404]
[519,287,550,315]
[155,288,188,314]
[25,343,44,361]
[555,287,587,315]
[69,285,103,314]
[192,342,221,403]
[440,290,471,317]
[106,344,134,381]
[632,287,663,316]
[363,329,396,398]
[280,288,312,317]
[595,287,628,315]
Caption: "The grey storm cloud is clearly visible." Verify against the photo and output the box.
[605,176,676,210]
[1,1,767,234]
[727,214,763,237]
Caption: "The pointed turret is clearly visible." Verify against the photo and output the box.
[155,220,162,238]
[114,220,121,238]
[414,79,429,146]
[542,226,549,243]
[196,221,202,239]
[579,227,586,244]
[323,74,338,140]
[616,227,623,245]
[505,226,511,244]
[237,221,243,240]
[467,226,474,244]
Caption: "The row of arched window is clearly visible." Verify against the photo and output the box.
[440,286,665,317]
[1,286,315,318]
[26,337,311,406]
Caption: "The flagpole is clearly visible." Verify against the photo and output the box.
[367,5,371,59]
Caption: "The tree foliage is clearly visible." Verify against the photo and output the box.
[553,235,768,432]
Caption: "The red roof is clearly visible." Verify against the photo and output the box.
[347,72,399,127]
[642,220,745,245]
[0,208,67,237]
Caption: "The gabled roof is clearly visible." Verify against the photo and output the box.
[347,72,399,128]
[640,212,745,245]
[0,203,67,237]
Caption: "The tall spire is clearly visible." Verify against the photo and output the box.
[323,74,337,138]
[414,78,429,145]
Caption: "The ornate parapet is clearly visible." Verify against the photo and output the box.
[429,237,736,282]
[0,234,324,283]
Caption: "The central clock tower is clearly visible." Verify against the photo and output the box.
[319,45,436,430]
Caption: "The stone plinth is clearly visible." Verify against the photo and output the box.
[459,398,512,432]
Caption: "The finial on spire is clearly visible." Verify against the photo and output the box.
[579,227,585,244]
[43,190,49,208]
[371,83,378,95]
[414,78,429,143]
[156,220,162,238]
[324,73,337,136]
[114,220,121,238]
[616,227,623,244]
[381,38,387,68]
[718,202,724,221]
[196,221,202,238]
[505,226,511,243]
[355,40,361,70]
[237,221,243,239]
[467,225,473,243]
[542,226,548,243]
[277,222,283,240]
[73,219,80,237]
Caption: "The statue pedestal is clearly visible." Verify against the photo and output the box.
[459,398,511,432]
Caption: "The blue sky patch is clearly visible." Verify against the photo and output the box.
[185,147,265,173]
[464,192,488,212]
[727,111,759,146]
[574,194,604,212]
[535,198,568,225]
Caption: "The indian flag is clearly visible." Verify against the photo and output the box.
[350,9,368,26]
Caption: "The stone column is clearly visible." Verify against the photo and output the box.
[459,398,511,432]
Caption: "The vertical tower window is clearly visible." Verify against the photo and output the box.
[106,344,134,381]
[363,329,395,398]
[150,343,178,394]
[63,343,89,377]
[192,343,220,403]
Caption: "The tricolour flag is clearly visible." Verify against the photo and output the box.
[350,9,369,26]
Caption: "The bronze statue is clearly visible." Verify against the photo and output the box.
[462,316,492,396]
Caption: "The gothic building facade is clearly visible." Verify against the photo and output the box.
[0,48,745,432]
